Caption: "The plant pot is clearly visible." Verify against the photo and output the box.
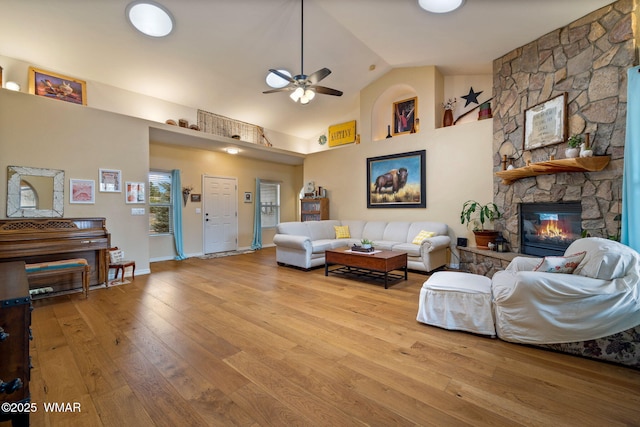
[565,147,579,158]
[473,230,500,250]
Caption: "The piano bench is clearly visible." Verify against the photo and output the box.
[25,258,90,299]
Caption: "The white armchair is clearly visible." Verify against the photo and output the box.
[491,237,640,368]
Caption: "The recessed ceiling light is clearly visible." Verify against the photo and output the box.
[417,0,465,13]
[126,1,174,37]
[266,70,292,89]
[226,148,239,155]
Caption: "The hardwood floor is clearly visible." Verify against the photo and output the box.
[10,247,640,426]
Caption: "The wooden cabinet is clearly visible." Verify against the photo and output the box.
[0,261,31,426]
[301,198,329,221]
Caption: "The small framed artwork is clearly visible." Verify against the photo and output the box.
[367,150,426,209]
[190,193,201,202]
[69,179,95,204]
[393,97,417,136]
[28,66,87,105]
[99,169,122,192]
[244,192,253,203]
[125,182,145,204]
[523,92,568,150]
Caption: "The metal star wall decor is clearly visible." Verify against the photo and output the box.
[461,87,483,107]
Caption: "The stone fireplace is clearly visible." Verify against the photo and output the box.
[491,1,631,255]
[520,202,581,256]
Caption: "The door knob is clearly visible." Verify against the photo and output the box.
[0,327,8,342]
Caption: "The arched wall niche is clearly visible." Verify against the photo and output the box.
[371,83,417,141]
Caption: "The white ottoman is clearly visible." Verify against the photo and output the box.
[416,271,496,336]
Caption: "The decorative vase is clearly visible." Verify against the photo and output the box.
[443,109,453,127]
[565,147,580,158]
[473,230,500,250]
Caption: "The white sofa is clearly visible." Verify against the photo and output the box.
[273,220,451,272]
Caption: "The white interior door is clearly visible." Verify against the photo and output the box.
[203,175,238,254]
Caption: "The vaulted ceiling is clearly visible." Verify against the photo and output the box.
[0,0,614,139]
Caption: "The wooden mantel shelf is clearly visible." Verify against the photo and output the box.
[495,156,610,184]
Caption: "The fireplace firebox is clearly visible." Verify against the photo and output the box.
[520,202,581,256]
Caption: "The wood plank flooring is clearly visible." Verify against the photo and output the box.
[9,247,640,426]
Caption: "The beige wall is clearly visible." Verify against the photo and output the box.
[302,66,494,264]
[0,88,151,274]
[149,143,302,260]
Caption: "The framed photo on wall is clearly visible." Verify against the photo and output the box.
[523,92,567,150]
[99,168,122,192]
[28,66,87,105]
[393,97,417,136]
[69,179,95,204]
[125,182,145,204]
[367,150,426,208]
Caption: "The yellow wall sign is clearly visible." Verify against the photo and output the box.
[328,120,356,147]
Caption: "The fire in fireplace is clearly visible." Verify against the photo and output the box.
[520,202,581,256]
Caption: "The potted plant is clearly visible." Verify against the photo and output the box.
[361,238,374,249]
[566,135,582,158]
[460,200,502,249]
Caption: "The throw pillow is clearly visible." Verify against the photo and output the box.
[412,230,435,245]
[533,251,586,274]
[110,250,125,263]
[334,225,351,239]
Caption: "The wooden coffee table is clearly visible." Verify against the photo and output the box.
[324,249,407,289]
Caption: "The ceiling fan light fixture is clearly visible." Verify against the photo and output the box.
[290,87,304,102]
[417,0,465,13]
[126,1,174,37]
[304,89,315,101]
[266,70,291,88]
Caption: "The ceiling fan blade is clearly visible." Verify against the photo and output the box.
[307,68,331,85]
[263,87,294,94]
[268,69,295,84]
[312,85,343,97]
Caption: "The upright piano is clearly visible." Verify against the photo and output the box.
[0,218,110,295]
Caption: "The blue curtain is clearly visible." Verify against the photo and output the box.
[171,169,187,260]
[621,66,640,251]
[251,178,262,250]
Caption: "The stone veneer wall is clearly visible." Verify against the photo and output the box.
[492,0,638,252]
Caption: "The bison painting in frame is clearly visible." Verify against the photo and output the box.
[367,150,426,208]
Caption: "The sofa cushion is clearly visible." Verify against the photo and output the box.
[383,222,411,242]
[334,225,350,239]
[533,252,586,274]
[566,237,638,280]
[407,222,448,240]
[412,230,436,244]
[312,239,347,253]
[390,242,421,257]
[371,240,397,251]
[361,221,387,241]
[307,220,341,241]
[339,220,366,239]
[276,221,310,237]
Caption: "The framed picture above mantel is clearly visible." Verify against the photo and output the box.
[523,92,567,151]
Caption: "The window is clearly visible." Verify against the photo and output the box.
[149,171,172,234]
[259,181,280,228]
